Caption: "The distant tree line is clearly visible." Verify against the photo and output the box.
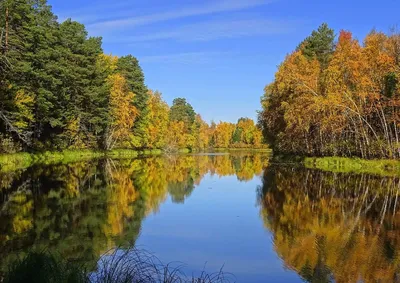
[259,23,400,159]
[0,0,264,153]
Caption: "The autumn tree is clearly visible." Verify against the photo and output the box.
[260,25,400,158]
[104,74,138,150]
[147,90,169,149]
[193,115,210,149]
[116,55,149,148]
[237,118,256,145]
[165,120,187,151]
[214,122,235,148]
[169,98,196,131]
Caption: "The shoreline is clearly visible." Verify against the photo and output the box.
[0,149,163,173]
[304,156,400,177]
[0,148,272,173]
[3,149,400,177]
[271,154,400,177]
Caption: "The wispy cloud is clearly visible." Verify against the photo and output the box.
[87,0,273,31]
[119,18,294,43]
[54,0,137,24]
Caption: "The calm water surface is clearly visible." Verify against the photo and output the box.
[0,153,399,282]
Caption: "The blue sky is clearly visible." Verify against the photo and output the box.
[48,0,400,123]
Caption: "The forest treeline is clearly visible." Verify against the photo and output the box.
[259,24,400,159]
[0,0,264,154]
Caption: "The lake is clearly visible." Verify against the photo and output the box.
[0,152,399,282]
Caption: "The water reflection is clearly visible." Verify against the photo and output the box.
[4,153,400,282]
[0,153,268,272]
[258,166,400,283]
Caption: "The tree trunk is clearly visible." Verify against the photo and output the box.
[5,7,9,52]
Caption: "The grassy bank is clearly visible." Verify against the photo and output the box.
[212,147,272,153]
[0,147,270,173]
[304,156,400,177]
[0,149,163,173]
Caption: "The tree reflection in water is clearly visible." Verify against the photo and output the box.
[0,153,268,272]
[258,166,400,283]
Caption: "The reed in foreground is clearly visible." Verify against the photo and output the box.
[3,248,234,283]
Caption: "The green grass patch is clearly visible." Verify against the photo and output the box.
[212,148,272,153]
[106,149,139,158]
[0,147,269,173]
[0,153,34,173]
[0,149,164,173]
[140,149,163,155]
[305,156,400,177]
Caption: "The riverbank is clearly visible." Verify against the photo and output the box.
[270,154,400,177]
[0,148,271,173]
[212,147,271,152]
[305,156,400,177]
[0,149,163,173]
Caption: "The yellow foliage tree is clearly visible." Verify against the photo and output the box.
[147,90,169,149]
[166,120,187,150]
[214,122,235,148]
[253,128,263,147]
[105,74,138,150]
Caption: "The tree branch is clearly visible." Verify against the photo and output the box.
[0,110,32,145]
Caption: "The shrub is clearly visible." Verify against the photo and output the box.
[0,134,22,154]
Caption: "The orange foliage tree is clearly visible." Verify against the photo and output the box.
[259,25,400,158]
